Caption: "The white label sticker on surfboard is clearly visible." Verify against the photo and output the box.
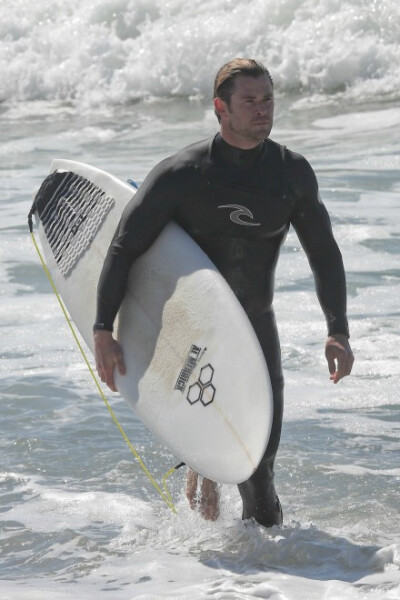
[33,159,273,484]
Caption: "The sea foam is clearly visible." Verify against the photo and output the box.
[1,0,399,107]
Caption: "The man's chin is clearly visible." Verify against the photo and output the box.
[249,132,270,143]
[253,125,272,139]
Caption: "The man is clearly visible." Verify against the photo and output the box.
[93,58,354,527]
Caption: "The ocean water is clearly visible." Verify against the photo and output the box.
[1,0,400,598]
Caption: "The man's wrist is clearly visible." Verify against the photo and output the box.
[93,322,113,333]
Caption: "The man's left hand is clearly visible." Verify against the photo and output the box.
[325,334,354,384]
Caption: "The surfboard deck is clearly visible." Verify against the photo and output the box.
[32,159,273,484]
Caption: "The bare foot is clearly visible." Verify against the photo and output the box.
[185,469,220,521]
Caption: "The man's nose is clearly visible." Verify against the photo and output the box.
[255,102,268,115]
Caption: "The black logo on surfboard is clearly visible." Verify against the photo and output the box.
[174,345,216,406]
[187,364,216,407]
[174,344,203,392]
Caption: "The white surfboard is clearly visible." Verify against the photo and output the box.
[32,159,273,484]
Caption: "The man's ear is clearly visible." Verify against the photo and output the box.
[214,97,228,121]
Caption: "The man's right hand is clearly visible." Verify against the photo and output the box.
[94,330,126,392]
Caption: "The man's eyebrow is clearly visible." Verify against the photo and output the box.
[239,93,273,99]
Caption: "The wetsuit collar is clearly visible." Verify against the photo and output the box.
[214,133,265,168]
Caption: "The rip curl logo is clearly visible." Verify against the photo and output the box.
[218,204,261,226]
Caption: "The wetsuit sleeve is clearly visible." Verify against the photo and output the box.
[288,154,350,337]
[94,162,179,331]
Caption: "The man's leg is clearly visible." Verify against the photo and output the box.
[237,439,283,527]
[186,468,199,510]
[186,469,220,521]
[238,310,284,527]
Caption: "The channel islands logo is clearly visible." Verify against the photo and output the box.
[174,345,216,407]
[187,364,216,407]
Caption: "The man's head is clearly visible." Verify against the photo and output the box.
[213,58,275,149]
[213,59,273,121]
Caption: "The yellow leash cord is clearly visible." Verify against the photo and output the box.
[30,230,178,514]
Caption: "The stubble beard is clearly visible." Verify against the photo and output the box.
[227,115,272,144]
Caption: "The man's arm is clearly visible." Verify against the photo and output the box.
[94,162,179,390]
[288,152,354,383]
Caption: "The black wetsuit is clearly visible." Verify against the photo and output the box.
[95,133,349,527]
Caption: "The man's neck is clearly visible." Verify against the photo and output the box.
[214,133,265,167]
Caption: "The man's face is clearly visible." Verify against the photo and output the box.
[215,74,274,149]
